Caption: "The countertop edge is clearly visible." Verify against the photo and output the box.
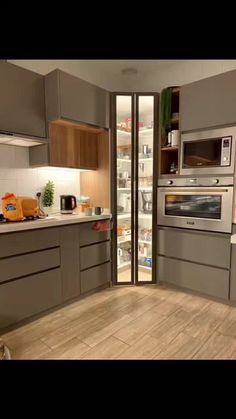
[0,214,112,234]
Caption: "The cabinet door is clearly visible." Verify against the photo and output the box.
[60,225,80,302]
[0,61,46,138]
[45,69,109,129]
[180,70,236,131]
[75,130,98,169]
[49,123,76,168]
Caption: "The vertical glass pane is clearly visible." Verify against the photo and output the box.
[137,96,154,283]
[116,96,132,283]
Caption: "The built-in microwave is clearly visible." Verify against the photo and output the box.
[180,127,236,176]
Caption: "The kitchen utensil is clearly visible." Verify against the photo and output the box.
[141,191,152,214]
[60,195,77,214]
[170,130,180,147]
[85,207,93,216]
[95,207,104,215]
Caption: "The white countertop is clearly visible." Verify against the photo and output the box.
[231,234,236,244]
[0,213,111,234]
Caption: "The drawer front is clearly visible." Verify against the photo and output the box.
[0,247,60,284]
[158,256,229,300]
[79,221,111,246]
[80,241,110,270]
[157,228,231,269]
[0,268,62,329]
[81,262,111,294]
[0,228,59,258]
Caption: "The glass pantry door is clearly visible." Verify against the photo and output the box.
[116,95,134,284]
[136,95,155,283]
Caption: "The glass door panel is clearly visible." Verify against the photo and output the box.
[137,96,154,283]
[116,95,133,283]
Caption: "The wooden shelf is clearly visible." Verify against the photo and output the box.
[161,147,179,152]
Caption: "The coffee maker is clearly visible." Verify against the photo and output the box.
[141,191,152,214]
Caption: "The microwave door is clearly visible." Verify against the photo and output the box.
[180,127,236,176]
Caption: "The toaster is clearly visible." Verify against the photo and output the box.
[18,196,39,218]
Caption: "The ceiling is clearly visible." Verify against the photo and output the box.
[8,59,184,91]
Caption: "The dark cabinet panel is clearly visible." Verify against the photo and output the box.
[180,70,236,131]
[0,61,46,138]
[157,227,231,269]
[45,69,109,129]
[0,248,60,283]
[158,256,229,300]
[0,268,62,330]
[79,220,111,246]
[0,228,59,258]
[60,225,80,302]
[80,241,110,270]
[80,262,111,294]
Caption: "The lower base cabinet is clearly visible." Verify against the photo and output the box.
[158,256,229,300]
[0,268,62,329]
[81,262,111,294]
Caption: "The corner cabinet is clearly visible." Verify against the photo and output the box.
[0,61,46,139]
[180,69,236,132]
[45,69,110,129]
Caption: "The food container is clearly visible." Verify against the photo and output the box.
[1,192,24,221]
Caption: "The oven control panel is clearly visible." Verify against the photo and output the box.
[221,136,231,166]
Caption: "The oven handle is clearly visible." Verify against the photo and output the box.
[159,188,230,193]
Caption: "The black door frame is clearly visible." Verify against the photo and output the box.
[110,92,159,286]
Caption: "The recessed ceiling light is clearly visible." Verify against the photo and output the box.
[121,68,138,76]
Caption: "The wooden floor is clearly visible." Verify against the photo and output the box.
[2,284,236,360]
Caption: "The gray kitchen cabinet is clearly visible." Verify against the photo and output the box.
[80,262,111,294]
[0,61,46,139]
[157,227,231,300]
[158,256,229,300]
[60,225,80,302]
[180,69,236,131]
[0,268,62,329]
[0,221,111,331]
[45,69,109,129]
[158,227,231,269]
[229,225,236,301]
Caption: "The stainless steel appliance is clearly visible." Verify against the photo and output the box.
[60,195,77,214]
[157,177,234,233]
[180,127,236,176]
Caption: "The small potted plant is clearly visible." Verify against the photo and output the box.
[42,180,55,215]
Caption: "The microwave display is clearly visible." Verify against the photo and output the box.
[183,138,224,168]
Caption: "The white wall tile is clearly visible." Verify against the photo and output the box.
[0,146,81,212]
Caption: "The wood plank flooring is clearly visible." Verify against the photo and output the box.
[1,284,236,360]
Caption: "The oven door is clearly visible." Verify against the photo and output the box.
[180,127,236,176]
[157,186,233,233]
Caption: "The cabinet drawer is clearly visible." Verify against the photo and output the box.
[0,247,60,284]
[81,262,111,294]
[158,256,229,299]
[0,228,59,258]
[80,241,110,270]
[79,221,111,246]
[0,268,62,329]
[157,228,231,269]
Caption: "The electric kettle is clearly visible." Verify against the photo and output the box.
[60,195,77,214]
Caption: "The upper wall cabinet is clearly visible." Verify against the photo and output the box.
[0,61,46,139]
[180,70,236,132]
[45,69,110,129]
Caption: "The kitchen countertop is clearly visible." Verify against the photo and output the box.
[0,213,111,234]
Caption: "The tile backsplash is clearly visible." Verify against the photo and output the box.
[0,145,80,212]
